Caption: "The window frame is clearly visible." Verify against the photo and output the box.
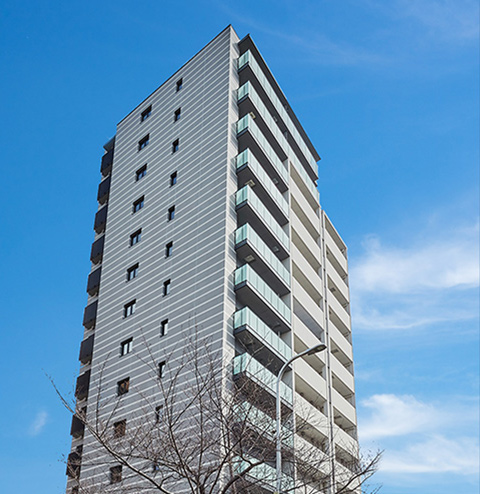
[113,419,127,438]
[172,139,179,153]
[140,105,152,122]
[130,229,142,246]
[163,279,171,297]
[124,300,136,318]
[170,171,177,186]
[167,206,175,221]
[132,196,145,214]
[120,338,133,356]
[160,319,168,336]
[176,78,183,92]
[174,108,181,122]
[117,378,130,396]
[136,164,147,181]
[110,465,122,484]
[158,361,166,378]
[138,134,150,151]
[127,263,139,281]
[165,241,173,258]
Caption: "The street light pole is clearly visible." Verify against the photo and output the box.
[275,343,327,494]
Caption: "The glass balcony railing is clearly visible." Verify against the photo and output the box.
[235,225,290,287]
[236,114,289,186]
[234,264,291,324]
[238,50,318,177]
[234,307,293,361]
[236,149,289,217]
[238,82,319,202]
[233,455,294,490]
[233,353,293,404]
[236,185,289,253]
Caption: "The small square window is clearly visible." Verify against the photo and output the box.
[133,196,144,213]
[158,361,166,378]
[120,338,133,356]
[155,405,164,423]
[127,264,139,281]
[172,139,179,153]
[110,465,122,484]
[160,319,168,336]
[136,164,147,181]
[113,419,126,438]
[163,280,171,296]
[176,78,183,92]
[117,378,130,396]
[165,242,173,258]
[130,229,142,246]
[124,300,136,318]
[138,134,150,151]
[174,108,181,122]
[170,171,177,186]
[167,206,175,221]
[141,105,152,122]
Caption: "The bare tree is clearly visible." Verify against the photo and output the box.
[54,332,381,494]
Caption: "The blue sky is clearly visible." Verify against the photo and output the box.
[0,1,478,493]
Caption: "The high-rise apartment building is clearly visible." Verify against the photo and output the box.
[67,26,359,494]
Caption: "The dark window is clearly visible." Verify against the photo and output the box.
[174,108,181,122]
[141,105,152,122]
[117,378,130,396]
[136,164,147,181]
[127,264,139,281]
[155,405,164,423]
[176,78,183,92]
[133,196,144,213]
[168,206,175,221]
[165,242,173,258]
[172,139,179,153]
[124,300,136,318]
[152,462,160,472]
[110,465,122,484]
[130,229,142,246]
[158,361,166,378]
[72,488,79,494]
[113,419,126,438]
[120,338,133,356]
[163,280,171,296]
[160,319,168,336]
[170,171,177,186]
[138,135,150,151]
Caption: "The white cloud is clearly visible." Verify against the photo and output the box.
[29,410,48,436]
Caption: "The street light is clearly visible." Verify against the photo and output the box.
[275,343,327,494]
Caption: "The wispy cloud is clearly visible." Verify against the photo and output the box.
[359,393,479,475]
[28,410,48,436]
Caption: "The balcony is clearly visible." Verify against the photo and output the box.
[236,185,289,260]
[75,369,91,401]
[237,114,288,191]
[233,353,293,404]
[234,264,291,334]
[97,175,111,205]
[86,266,102,296]
[235,224,290,295]
[234,455,294,492]
[234,307,292,374]
[90,235,105,264]
[100,148,114,176]
[70,414,85,439]
[82,300,98,329]
[79,334,94,364]
[66,450,81,478]
[93,205,108,234]
[236,149,289,224]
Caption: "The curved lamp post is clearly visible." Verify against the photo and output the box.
[275,342,327,494]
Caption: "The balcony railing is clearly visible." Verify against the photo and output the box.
[235,224,290,288]
[234,307,292,362]
[233,353,293,404]
[234,454,294,491]
[234,264,291,325]
[236,185,289,253]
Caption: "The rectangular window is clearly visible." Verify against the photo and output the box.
[138,134,150,151]
[176,78,183,92]
[168,206,175,221]
[165,242,173,258]
[120,338,133,356]
[133,196,144,213]
[117,378,130,396]
[155,405,164,423]
[174,108,181,122]
[141,105,152,122]
[172,139,179,153]
[127,263,139,281]
[158,361,166,378]
[113,419,126,438]
[170,171,177,186]
[160,319,168,336]
[130,229,142,246]
[124,300,136,318]
[110,465,122,484]
[136,164,147,181]
[163,280,171,296]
